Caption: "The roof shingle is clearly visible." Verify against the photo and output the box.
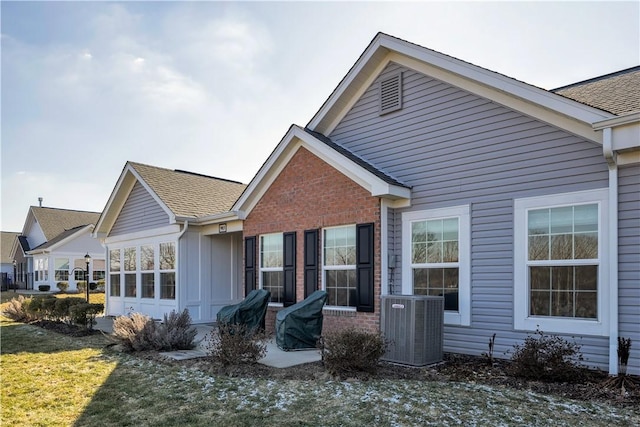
[128,162,247,218]
[31,207,101,241]
[552,66,640,115]
[1,232,20,263]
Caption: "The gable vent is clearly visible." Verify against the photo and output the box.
[379,72,403,115]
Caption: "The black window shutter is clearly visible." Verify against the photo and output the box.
[244,236,256,296]
[356,223,375,312]
[283,231,297,307]
[304,229,319,298]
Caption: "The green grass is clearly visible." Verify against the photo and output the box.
[1,308,639,426]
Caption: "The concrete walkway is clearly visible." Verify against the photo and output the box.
[94,316,321,368]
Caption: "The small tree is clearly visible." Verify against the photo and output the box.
[56,282,69,293]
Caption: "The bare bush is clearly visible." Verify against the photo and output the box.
[112,310,196,352]
[205,323,268,366]
[320,328,388,377]
[2,296,34,322]
[507,328,584,382]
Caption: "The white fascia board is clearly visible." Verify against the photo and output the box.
[177,211,241,225]
[234,125,410,216]
[309,33,613,142]
[593,111,640,130]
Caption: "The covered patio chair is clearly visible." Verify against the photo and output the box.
[216,289,271,332]
[275,290,327,351]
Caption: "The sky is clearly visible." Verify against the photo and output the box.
[1,1,639,232]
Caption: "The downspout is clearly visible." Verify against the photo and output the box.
[603,128,619,375]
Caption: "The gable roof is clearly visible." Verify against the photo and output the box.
[232,125,411,216]
[1,232,20,263]
[307,32,615,144]
[95,162,247,236]
[552,66,640,116]
[27,207,101,241]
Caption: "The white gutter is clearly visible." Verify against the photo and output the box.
[603,127,619,375]
[176,220,189,313]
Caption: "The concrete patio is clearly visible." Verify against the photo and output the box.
[94,316,322,368]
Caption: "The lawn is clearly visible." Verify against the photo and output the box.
[1,302,639,426]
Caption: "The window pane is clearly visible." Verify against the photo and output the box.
[110,274,121,297]
[550,234,573,260]
[159,243,176,270]
[261,234,283,268]
[575,265,597,290]
[443,241,459,263]
[413,267,459,311]
[55,258,69,270]
[442,218,458,241]
[110,249,120,272]
[530,267,550,290]
[528,209,549,235]
[141,245,154,271]
[160,272,175,299]
[323,226,356,267]
[530,291,550,316]
[574,204,598,233]
[93,271,106,281]
[427,242,442,263]
[427,220,443,242]
[551,266,573,291]
[551,291,573,317]
[575,292,597,318]
[412,221,427,243]
[124,248,136,271]
[141,273,154,298]
[324,269,356,307]
[262,271,283,303]
[550,206,573,234]
[125,274,136,297]
[574,233,597,259]
[55,271,69,281]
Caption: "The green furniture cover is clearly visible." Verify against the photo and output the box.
[275,290,327,351]
[216,289,271,332]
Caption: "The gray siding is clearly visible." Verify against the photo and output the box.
[330,62,611,369]
[110,182,170,236]
[618,165,640,375]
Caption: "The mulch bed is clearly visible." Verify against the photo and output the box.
[32,320,640,409]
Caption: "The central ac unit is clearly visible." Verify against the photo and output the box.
[381,295,443,366]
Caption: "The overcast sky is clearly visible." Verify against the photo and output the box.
[2,1,638,232]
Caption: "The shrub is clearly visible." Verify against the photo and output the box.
[112,309,197,351]
[69,303,104,330]
[76,281,86,293]
[27,295,57,319]
[507,328,584,382]
[205,322,267,366]
[40,297,59,320]
[54,297,86,324]
[161,309,197,350]
[38,285,51,292]
[56,282,69,293]
[320,328,388,377]
[2,296,34,322]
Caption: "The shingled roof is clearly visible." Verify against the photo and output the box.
[1,232,20,263]
[29,225,90,251]
[30,207,101,242]
[552,66,640,115]
[129,162,247,218]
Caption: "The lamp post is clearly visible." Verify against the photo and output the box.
[84,253,91,302]
[12,260,17,291]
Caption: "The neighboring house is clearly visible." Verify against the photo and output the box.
[230,33,639,375]
[93,162,247,322]
[11,205,104,292]
[1,231,20,287]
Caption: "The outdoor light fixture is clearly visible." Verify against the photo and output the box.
[84,253,91,302]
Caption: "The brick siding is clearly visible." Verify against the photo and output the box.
[244,147,381,334]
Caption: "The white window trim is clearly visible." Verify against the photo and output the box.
[322,224,357,311]
[514,188,609,336]
[402,205,471,326]
[259,233,284,306]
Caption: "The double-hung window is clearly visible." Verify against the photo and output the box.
[323,225,357,308]
[124,247,137,297]
[260,233,284,304]
[55,258,69,281]
[402,205,470,326]
[109,249,121,297]
[514,189,609,336]
[141,245,155,298]
[159,242,176,300]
